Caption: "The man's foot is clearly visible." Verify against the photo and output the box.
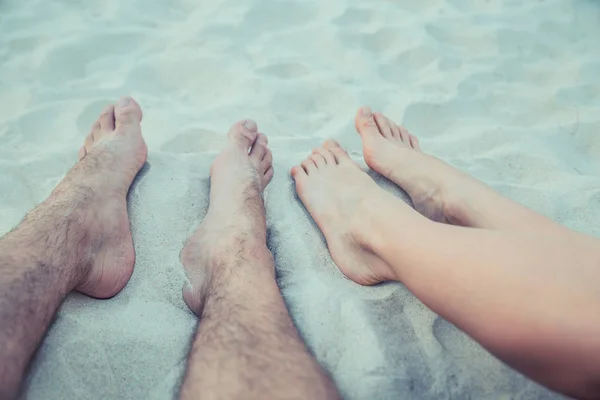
[180,120,274,315]
[58,96,147,298]
[355,107,473,223]
[291,140,396,286]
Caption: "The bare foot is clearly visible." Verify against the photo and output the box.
[57,96,147,298]
[355,107,472,223]
[180,120,274,315]
[291,140,395,286]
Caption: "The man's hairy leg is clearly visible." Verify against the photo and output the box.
[0,97,147,399]
[179,120,339,400]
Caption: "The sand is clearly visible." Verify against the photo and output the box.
[1,0,599,398]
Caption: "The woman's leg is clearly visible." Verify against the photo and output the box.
[354,106,568,234]
[291,140,600,400]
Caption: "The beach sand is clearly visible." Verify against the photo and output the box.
[1,0,599,398]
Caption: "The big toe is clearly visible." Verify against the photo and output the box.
[355,106,382,140]
[114,96,143,128]
[228,119,259,150]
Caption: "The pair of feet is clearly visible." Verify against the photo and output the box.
[69,97,465,311]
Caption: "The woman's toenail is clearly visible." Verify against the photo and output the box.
[118,97,131,107]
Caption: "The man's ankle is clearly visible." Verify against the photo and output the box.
[7,196,96,287]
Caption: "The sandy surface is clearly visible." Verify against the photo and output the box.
[1,0,599,398]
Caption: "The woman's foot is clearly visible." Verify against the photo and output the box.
[355,107,474,224]
[291,140,396,286]
[63,96,147,298]
[180,120,274,315]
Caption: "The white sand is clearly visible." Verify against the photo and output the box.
[1,0,599,398]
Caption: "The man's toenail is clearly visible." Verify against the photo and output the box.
[361,107,373,118]
[118,97,131,107]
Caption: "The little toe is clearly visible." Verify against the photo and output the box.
[228,119,259,150]
[323,139,351,164]
[114,96,143,128]
[398,125,412,146]
[84,132,94,152]
[90,121,102,141]
[249,133,268,161]
[259,149,273,174]
[78,146,87,161]
[374,112,393,139]
[410,134,421,150]
[291,165,307,181]
[355,106,384,141]
[264,166,274,185]
[98,104,116,132]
